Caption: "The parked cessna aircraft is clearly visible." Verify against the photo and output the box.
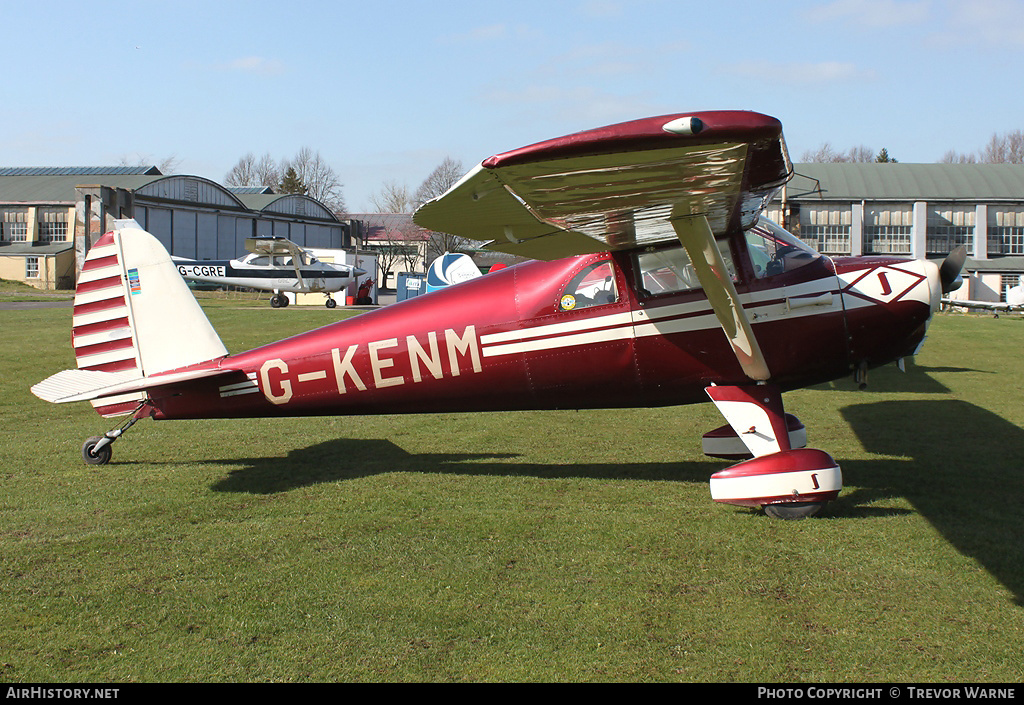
[173,236,364,308]
[31,110,966,519]
[943,278,1024,316]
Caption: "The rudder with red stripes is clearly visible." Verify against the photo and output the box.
[68,222,228,416]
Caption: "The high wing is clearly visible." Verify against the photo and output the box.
[245,236,308,260]
[942,299,1024,313]
[413,111,792,261]
[245,236,309,288]
[413,111,790,381]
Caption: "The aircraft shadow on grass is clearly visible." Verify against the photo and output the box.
[203,361,1022,605]
[839,398,1024,607]
[208,439,719,495]
[811,357,992,395]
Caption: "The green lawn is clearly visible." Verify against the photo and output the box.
[2,304,1023,682]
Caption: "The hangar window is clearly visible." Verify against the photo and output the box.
[38,209,69,242]
[559,260,617,311]
[990,208,1024,256]
[2,209,28,242]
[927,205,975,255]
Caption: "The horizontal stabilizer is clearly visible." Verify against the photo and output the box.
[31,367,232,404]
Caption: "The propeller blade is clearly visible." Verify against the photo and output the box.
[939,246,967,294]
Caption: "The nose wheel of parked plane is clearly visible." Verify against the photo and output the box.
[270,293,289,308]
[325,296,337,309]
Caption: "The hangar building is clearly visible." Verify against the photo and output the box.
[767,163,1024,303]
[0,167,355,289]
[6,163,1023,305]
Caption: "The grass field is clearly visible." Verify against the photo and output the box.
[2,300,1023,682]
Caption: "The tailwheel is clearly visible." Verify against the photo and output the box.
[80,400,151,466]
[82,436,112,465]
[763,501,826,520]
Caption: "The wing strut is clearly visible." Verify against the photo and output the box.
[672,215,770,381]
[246,237,308,291]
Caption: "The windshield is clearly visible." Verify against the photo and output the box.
[745,217,821,279]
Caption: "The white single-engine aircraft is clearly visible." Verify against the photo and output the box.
[173,236,364,308]
[942,277,1024,316]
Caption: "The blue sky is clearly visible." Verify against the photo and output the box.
[3,0,1022,211]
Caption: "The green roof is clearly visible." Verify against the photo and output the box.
[0,174,164,203]
[785,163,1024,202]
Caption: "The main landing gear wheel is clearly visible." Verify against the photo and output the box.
[82,436,112,465]
[763,502,825,520]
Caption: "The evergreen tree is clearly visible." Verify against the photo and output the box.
[279,167,307,195]
[875,148,898,163]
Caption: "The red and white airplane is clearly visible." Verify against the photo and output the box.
[31,111,964,519]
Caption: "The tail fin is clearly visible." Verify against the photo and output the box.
[33,221,227,416]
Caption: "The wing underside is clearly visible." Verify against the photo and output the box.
[413,111,792,261]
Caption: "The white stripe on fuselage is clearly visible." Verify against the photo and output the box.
[481,278,840,358]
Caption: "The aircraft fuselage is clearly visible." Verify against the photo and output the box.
[175,257,358,294]
[149,244,937,422]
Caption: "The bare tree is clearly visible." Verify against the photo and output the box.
[225,152,280,189]
[281,147,346,213]
[414,156,477,260]
[425,229,473,263]
[800,143,875,163]
[939,150,978,164]
[224,148,344,210]
[982,130,1024,164]
[369,180,414,213]
[938,130,1024,164]
[413,156,464,208]
[118,153,181,174]
[224,152,259,187]
[254,153,279,189]
[157,155,182,174]
[847,145,875,162]
[800,143,845,162]
[371,244,403,287]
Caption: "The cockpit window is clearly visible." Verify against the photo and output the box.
[559,260,618,311]
[745,217,821,279]
[635,240,737,297]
